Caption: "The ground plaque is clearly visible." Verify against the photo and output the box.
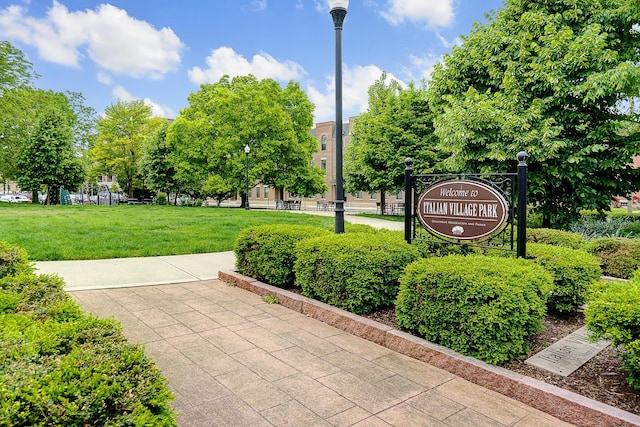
[525,326,610,377]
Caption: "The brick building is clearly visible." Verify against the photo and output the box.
[245,116,404,213]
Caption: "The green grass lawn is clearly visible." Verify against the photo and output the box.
[0,204,335,261]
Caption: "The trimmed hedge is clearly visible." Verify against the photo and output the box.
[325,223,380,234]
[585,275,640,390]
[0,241,33,279]
[584,237,640,279]
[234,224,329,287]
[294,233,420,314]
[396,255,553,365]
[527,228,585,249]
[527,243,601,314]
[0,313,176,426]
[0,245,177,426]
[413,240,481,258]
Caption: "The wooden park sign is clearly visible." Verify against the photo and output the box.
[416,180,509,241]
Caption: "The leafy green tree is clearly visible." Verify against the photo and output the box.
[140,121,179,202]
[168,75,326,205]
[0,41,36,185]
[0,41,37,92]
[345,74,441,213]
[0,88,92,185]
[428,0,640,227]
[65,91,98,153]
[0,44,95,193]
[91,100,162,198]
[16,111,85,204]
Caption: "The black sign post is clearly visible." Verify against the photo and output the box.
[404,157,413,244]
[516,151,528,258]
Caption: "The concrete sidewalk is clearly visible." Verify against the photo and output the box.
[35,251,236,291]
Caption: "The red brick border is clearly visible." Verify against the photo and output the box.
[219,270,640,427]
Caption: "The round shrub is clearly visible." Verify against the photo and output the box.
[527,228,585,249]
[585,275,640,390]
[527,243,601,314]
[396,255,553,365]
[584,237,640,279]
[294,233,420,314]
[233,225,329,287]
[156,192,168,205]
[0,241,33,279]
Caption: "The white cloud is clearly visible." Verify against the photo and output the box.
[0,1,184,79]
[188,46,305,85]
[96,71,112,85]
[380,0,454,28]
[436,33,462,49]
[250,0,267,12]
[113,85,175,118]
[308,64,405,122]
[402,52,443,82]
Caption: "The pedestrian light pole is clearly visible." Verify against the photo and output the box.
[244,144,250,210]
[329,0,348,234]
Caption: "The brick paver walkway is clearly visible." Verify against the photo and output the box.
[72,279,572,427]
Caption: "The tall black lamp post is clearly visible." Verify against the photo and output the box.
[329,0,348,234]
[244,144,250,210]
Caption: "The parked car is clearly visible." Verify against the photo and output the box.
[0,194,31,203]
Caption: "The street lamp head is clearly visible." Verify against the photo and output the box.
[329,0,348,28]
[328,0,348,11]
[244,144,250,154]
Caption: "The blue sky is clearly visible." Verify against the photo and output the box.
[1,0,505,122]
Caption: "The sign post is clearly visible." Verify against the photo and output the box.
[404,158,413,244]
[517,151,528,258]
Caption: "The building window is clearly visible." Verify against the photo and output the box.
[321,191,327,200]
[396,191,403,200]
[256,187,260,199]
[321,159,327,171]
[321,135,327,151]
[356,191,363,199]
[369,192,377,200]
[264,187,269,199]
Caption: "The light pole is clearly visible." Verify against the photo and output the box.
[244,144,250,210]
[329,0,348,234]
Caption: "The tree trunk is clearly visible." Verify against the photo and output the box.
[380,191,386,215]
